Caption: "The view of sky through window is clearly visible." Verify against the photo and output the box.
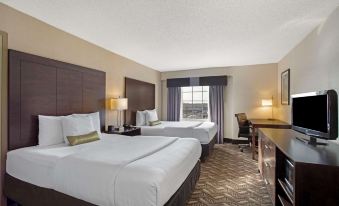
[181,86,209,120]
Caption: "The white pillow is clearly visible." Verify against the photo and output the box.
[136,110,147,126]
[61,115,95,144]
[72,112,101,136]
[145,109,158,125]
[38,115,64,146]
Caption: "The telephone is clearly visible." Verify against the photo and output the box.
[107,125,115,132]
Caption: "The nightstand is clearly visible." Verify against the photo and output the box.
[105,127,141,136]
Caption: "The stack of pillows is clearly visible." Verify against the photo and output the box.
[38,112,101,146]
[136,109,161,126]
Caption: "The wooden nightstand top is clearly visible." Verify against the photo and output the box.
[105,127,141,136]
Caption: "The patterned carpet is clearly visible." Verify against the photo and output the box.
[187,144,273,206]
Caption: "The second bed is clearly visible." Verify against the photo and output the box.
[140,121,217,161]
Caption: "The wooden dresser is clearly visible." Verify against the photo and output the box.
[259,131,276,203]
[258,128,339,206]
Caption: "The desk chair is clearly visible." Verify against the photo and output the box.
[235,113,258,152]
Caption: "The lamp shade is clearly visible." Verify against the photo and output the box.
[110,98,128,110]
[261,99,273,107]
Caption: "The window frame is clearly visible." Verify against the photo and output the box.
[180,86,210,122]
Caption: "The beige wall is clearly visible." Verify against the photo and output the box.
[161,63,278,139]
[0,4,162,127]
[276,6,339,138]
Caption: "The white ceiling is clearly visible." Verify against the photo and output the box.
[2,1,339,71]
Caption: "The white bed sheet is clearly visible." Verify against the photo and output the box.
[140,121,217,144]
[6,143,77,188]
[114,136,200,205]
[7,136,131,188]
[6,134,201,206]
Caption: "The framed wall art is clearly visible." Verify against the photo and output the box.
[281,68,290,105]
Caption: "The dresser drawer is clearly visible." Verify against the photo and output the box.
[260,133,276,204]
[263,166,275,200]
[263,140,275,163]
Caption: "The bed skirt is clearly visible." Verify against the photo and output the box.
[200,134,216,162]
[4,160,201,206]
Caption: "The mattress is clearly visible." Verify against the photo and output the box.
[6,142,78,188]
[6,134,201,206]
[140,121,217,144]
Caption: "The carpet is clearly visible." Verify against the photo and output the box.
[187,144,273,206]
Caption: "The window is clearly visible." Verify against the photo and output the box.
[181,86,209,120]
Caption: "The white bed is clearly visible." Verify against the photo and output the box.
[7,134,201,206]
[140,121,217,144]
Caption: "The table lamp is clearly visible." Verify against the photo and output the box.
[262,98,273,120]
[109,97,128,131]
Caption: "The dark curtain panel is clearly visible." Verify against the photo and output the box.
[209,86,225,144]
[167,87,181,121]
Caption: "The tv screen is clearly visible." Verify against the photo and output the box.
[292,95,328,133]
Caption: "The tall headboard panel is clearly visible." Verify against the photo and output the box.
[8,50,106,150]
[125,78,155,125]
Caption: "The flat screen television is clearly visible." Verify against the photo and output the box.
[292,90,338,142]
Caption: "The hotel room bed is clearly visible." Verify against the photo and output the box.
[124,78,217,161]
[140,121,217,161]
[5,50,201,206]
[140,121,216,144]
[5,134,201,206]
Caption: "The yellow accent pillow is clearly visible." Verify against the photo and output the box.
[149,120,161,126]
[67,131,100,146]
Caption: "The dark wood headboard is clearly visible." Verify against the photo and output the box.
[125,78,155,125]
[8,50,106,150]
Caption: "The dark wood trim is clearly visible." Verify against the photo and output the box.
[125,77,155,125]
[8,50,106,150]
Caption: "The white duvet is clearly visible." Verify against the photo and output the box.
[7,134,201,206]
[140,121,217,144]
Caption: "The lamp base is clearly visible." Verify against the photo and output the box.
[118,127,124,132]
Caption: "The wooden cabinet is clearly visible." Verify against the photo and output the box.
[259,131,276,203]
[259,128,339,206]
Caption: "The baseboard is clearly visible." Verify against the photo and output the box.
[223,138,249,144]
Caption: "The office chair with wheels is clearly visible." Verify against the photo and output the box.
[235,113,258,152]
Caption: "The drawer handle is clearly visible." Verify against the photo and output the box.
[264,178,270,185]
[264,162,271,168]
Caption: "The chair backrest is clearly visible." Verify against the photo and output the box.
[235,113,249,127]
[235,113,251,138]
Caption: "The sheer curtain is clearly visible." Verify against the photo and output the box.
[209,85,224,144]
[167,87,181,121]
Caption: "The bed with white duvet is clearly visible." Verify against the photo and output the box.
[140,121,217,144]
[7,134,201,206]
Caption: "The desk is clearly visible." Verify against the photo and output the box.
[249,119,291,159]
